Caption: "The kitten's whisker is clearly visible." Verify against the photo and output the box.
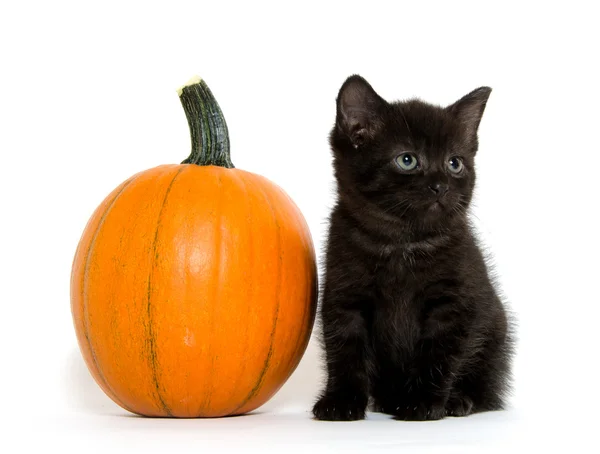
[382,199,411,215]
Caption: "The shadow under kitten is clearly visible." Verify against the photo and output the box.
[313,75,514,421]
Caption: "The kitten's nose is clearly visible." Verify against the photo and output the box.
[429,182,449,196]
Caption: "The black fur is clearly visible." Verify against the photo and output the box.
[312,75,514,421]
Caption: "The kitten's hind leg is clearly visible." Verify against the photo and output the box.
[447,334,512,415]
[447,370,503,416]
[446,392,474,417]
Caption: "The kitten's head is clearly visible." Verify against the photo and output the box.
[330,75,491,230]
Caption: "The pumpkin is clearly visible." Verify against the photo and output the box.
[70,76,318,417]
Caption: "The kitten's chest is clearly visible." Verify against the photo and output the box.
[375,250,428,301]
[370,245,465,358]
[371,254,426,353]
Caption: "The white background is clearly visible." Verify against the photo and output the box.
[1,1,598,452]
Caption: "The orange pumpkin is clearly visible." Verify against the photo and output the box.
[70,76,318,417]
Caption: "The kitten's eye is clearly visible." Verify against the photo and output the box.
[447,157,464,174]
[396,153,419,171]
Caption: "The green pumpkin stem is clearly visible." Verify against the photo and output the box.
[178,76,234,168]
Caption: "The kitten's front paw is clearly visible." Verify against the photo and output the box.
[393,401,446,421]
[312,393,367,421]
[446,395,474,417]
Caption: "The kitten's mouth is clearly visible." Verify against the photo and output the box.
[428,201,444,211]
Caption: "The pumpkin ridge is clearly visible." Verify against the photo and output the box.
[198,172,224,413]
[218,170,255,416]
[230,176,282,413]
[145,166,186,417]
[82,176,139,414]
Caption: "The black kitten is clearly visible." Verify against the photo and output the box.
[312,75,513,421]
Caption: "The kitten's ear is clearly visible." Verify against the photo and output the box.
[447,86,492,141]
[336,75,386,148]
